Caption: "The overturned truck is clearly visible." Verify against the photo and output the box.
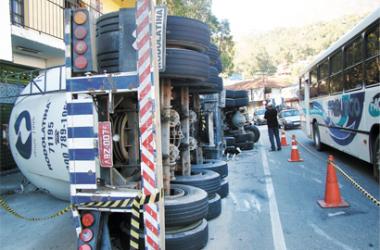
[8,2,229,250]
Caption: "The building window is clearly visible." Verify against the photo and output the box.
[10,0,24,26]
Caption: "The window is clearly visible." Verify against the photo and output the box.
[344,37,363,91]
[365,22,380,86]
[345,37,363,67]
[310,68,318,98]
[331,51,343,74]
[330,74,343,93]
[366,57,379,85]
[318,60,329,96]
[10,0,24,26]
[330,50,343,94]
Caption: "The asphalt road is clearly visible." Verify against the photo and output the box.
[0,126,379,250]
[207,126,379,250]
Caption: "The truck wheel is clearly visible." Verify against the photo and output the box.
[225,98,235,107]
[217,179,229,199]
[373,135,380,183]
[215,57,223,73]
[206,194,222,220]
[207,43,219,65]
[191,160,228,178]
[225,136,236,147]
[235,141,254,151]
[161,48,209,82]
[166,219,208,250]
[234,97,249,107]
[172,170,221,197]
[313,122,323,151]
[234,133,255,143]
[166,16,210,52]
[172,66,220,91]
[244,125,260,143]
[165,184,209,227]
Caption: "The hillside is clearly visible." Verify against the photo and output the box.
[234,13,369,82]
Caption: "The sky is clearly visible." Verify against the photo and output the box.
[212,0,380,39]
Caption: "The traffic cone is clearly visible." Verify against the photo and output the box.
[288,135,303,162]
[318,155,349,208]
[280,130,288,146]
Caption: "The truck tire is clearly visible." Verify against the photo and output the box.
[225,98,235,107]
[207,43,219,65]
[225,136,236,147]
[215,57,223,73]
[161,48,209,82]
[234,133,255,143]
[166,16,210,52]
[244,125,260,143]
[206,194,222,220]
[217,179,229,199]
[191,160,228,178]
[166,219,208,250]
[172,66,220,91]
[165,184,209,227]
[234,97,249,107]
[235,141,254,150]
[226,90,248,99]
[172,170,221,197]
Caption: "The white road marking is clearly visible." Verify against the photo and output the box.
[309,223,353,250]
[249,196,262,213]
[328,211,346,217]
[261,148,287,250]
[312,178,323,184]
[243,200,251,210]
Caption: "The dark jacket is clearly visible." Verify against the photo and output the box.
[264,108,279,128]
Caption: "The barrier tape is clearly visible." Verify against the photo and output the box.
[0,189,163,222]
[298,141,380,208]
[331,162,380,207]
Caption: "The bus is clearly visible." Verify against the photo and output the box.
[299,8,379,181]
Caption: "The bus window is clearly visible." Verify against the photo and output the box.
[345,37,363,66]
[330,50,343,94]
[344,37,363,91]
[318,60,329,96]
[310,68,318,98]
[365,22,379,86]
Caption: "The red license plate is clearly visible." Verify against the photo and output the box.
[98,122,113,168]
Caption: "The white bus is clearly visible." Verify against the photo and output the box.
[299,8,379,181]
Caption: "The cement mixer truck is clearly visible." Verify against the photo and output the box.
[6,2,229,249]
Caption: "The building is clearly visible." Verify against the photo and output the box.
[225,76,299,115]
[0,0,135,172]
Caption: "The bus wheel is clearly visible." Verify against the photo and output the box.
[313,122,323,151]
[373,135,380,183]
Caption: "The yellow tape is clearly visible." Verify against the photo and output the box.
[1,190,163,250]
[331,162,380,207]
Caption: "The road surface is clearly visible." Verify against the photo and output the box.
[0,127,379,249]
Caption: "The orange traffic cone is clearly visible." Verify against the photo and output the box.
[288,135,303,162]
[280,130,288,146]
[318,155,349,208]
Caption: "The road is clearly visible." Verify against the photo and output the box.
[0,126,379,250]
[207,126,379,250]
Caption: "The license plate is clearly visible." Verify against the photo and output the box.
[98,122,113,168]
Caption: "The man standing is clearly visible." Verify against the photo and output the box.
[264,103,281,151]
